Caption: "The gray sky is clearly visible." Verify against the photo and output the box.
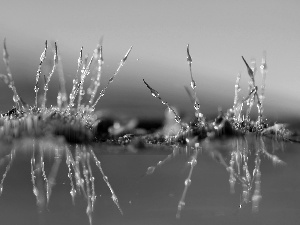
[0,0,299,121]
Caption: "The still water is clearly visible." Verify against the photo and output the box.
[0,136,299,225]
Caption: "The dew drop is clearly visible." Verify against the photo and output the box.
[191,80,196,89]
[194,102,200,111]
[174,116,181,123]
[189,158,197,167]
[184,178,191,186]
[70,189,76,198]
[151,90,159,98]
[33,187,38,196]
[12,95,19,103]
[146,166,155,175]
[103,176,108,182]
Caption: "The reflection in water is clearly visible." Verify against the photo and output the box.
[227,136,284,211]
[0,139,122,225]
[146,135,286,218]
[0,147,15,195]
[0,135,297,224]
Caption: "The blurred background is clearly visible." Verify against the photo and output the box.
[0,0,299,124]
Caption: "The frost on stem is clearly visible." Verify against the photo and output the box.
[88,39,104,106]
[242,56,256,122]
[77,54,94,111]
[67,46,83,113]
[42,42,58,110]
[143,79,181,124]
[242,56,255,85]
[34,40,48,109]
[233,72,242,120]
[186,44,202,120]
[259,51,267,118]
[92,46,133,109]
[241,56,263,123]
[55,46,68,109]
[1,39,23,109]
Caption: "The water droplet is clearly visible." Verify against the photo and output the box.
[151,90,159,98]
[12,95,19,103]
[175,116,181,123]
[70,189,76,197]
[194,102,200,111]
[184,178,191,186]
[103,176,108,182]
[229,177,236,193]
[251,58,257,75]
[91,195,97,202]
[187,44,192,63]
[33,187,38,196]
[191,81,196,89]
[189,158,197,167]
[146,166,155,175]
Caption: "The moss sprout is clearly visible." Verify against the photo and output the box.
[0,39,298,223]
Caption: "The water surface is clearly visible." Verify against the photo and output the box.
[0,137,299,225]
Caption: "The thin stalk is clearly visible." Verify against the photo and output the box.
[92,46,132,109]
[67,47,83,113]
[34,40,48,109]
[77,55,94,111]
[42,42,58,110]
[143,79,181,124]
[233,72,241,110]
[2,39,23,109]
[258,51,267,122]
[186,44,202,120]
[88,43,103,106]
[56,50,68,109]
